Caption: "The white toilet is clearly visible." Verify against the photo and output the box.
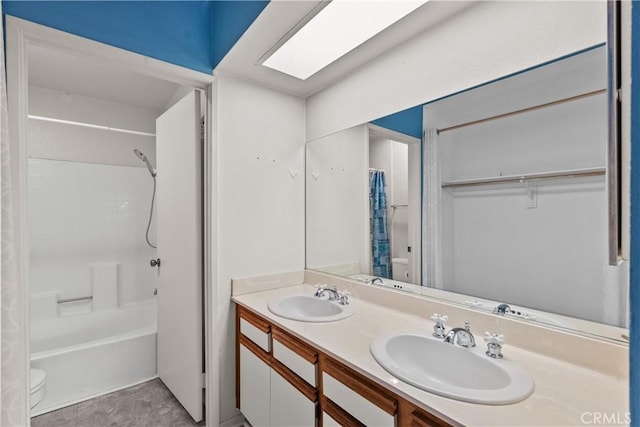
[30,369,47,409]
[391,258,409,281]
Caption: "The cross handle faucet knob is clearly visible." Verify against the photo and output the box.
[337,290,351,305]
[484,332,505,359]
[431,313,448,338]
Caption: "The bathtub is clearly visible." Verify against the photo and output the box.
[30,299,157,415]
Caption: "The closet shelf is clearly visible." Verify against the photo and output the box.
[441,167,605,189]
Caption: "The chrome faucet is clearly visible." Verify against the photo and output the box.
[370,277,383,285]
[493,303,512,315]
[484,332,505,359]
[444,321,476,348]
[430,313,448,338]
[313,284,340,301]
[337,290,351,305]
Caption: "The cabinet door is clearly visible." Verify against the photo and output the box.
[240,345,270,427]
[270,369,316,427]
[322,412,341,427]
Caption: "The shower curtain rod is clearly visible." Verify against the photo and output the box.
[28,115,156,137]
[436,88,606,135]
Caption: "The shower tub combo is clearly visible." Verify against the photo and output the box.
[28,157,160,414]
[30,299,157,415]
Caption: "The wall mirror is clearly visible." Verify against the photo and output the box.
[305,41,629,343]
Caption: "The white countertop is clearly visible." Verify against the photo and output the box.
[232,283,628,427]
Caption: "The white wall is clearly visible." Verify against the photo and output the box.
[306,1,606,141]
[391,142,409,264]
[28,86,157,167]
[28,159,157,309]
[437,93,611,323]
[307,125,369,273]
[28,86,160,317]
[214,76,305,422]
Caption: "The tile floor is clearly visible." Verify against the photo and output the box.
[31,379,203,427]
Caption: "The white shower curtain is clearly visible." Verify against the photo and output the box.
[423,128,443,289]
[1,2,28,425]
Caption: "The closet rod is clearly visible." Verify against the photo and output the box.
[441,167,605,189]
[28,115,156,137]
[437,88,607,135]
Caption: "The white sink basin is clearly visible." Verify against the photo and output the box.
[370,332,534,404]
[268,295,355,322]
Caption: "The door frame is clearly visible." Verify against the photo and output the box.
[5,16,218,426]
[366,124,422,284]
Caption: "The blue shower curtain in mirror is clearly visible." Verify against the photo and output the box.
[370,170,392,278]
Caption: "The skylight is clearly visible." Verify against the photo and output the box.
[261,0,429,80]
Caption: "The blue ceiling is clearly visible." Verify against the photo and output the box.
[371,106,423,139]
[2,0,269,74]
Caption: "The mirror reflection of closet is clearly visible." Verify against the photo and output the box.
[305,44,629,342]
[423,45,624,327]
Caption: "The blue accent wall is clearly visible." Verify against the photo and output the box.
[2,0,268,74]
[371,105,423,139]
[630,2,639,424]
[211,1,268,67]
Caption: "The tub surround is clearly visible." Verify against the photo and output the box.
[231,271,628,426]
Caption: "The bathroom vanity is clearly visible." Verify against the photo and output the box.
[237,304,448,427]
[232,271,628,427]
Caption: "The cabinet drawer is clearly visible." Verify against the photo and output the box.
[273,328,317,387]
[240,318,270,352]
[238,305,271,353]
[322,372,394,427]
[320,355,396,427]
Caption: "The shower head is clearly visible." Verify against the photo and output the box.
[133,149,156,177]
[133,148,146,161]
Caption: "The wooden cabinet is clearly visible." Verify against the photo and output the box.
[270,364,315,427]
[237,305,317,427]
[398,399,451,427]
[236,304,451,427]
[237,306,272,427]
[321,397,365,427]
[239,345,270,427]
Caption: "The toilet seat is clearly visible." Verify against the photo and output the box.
[30,369,46,409]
